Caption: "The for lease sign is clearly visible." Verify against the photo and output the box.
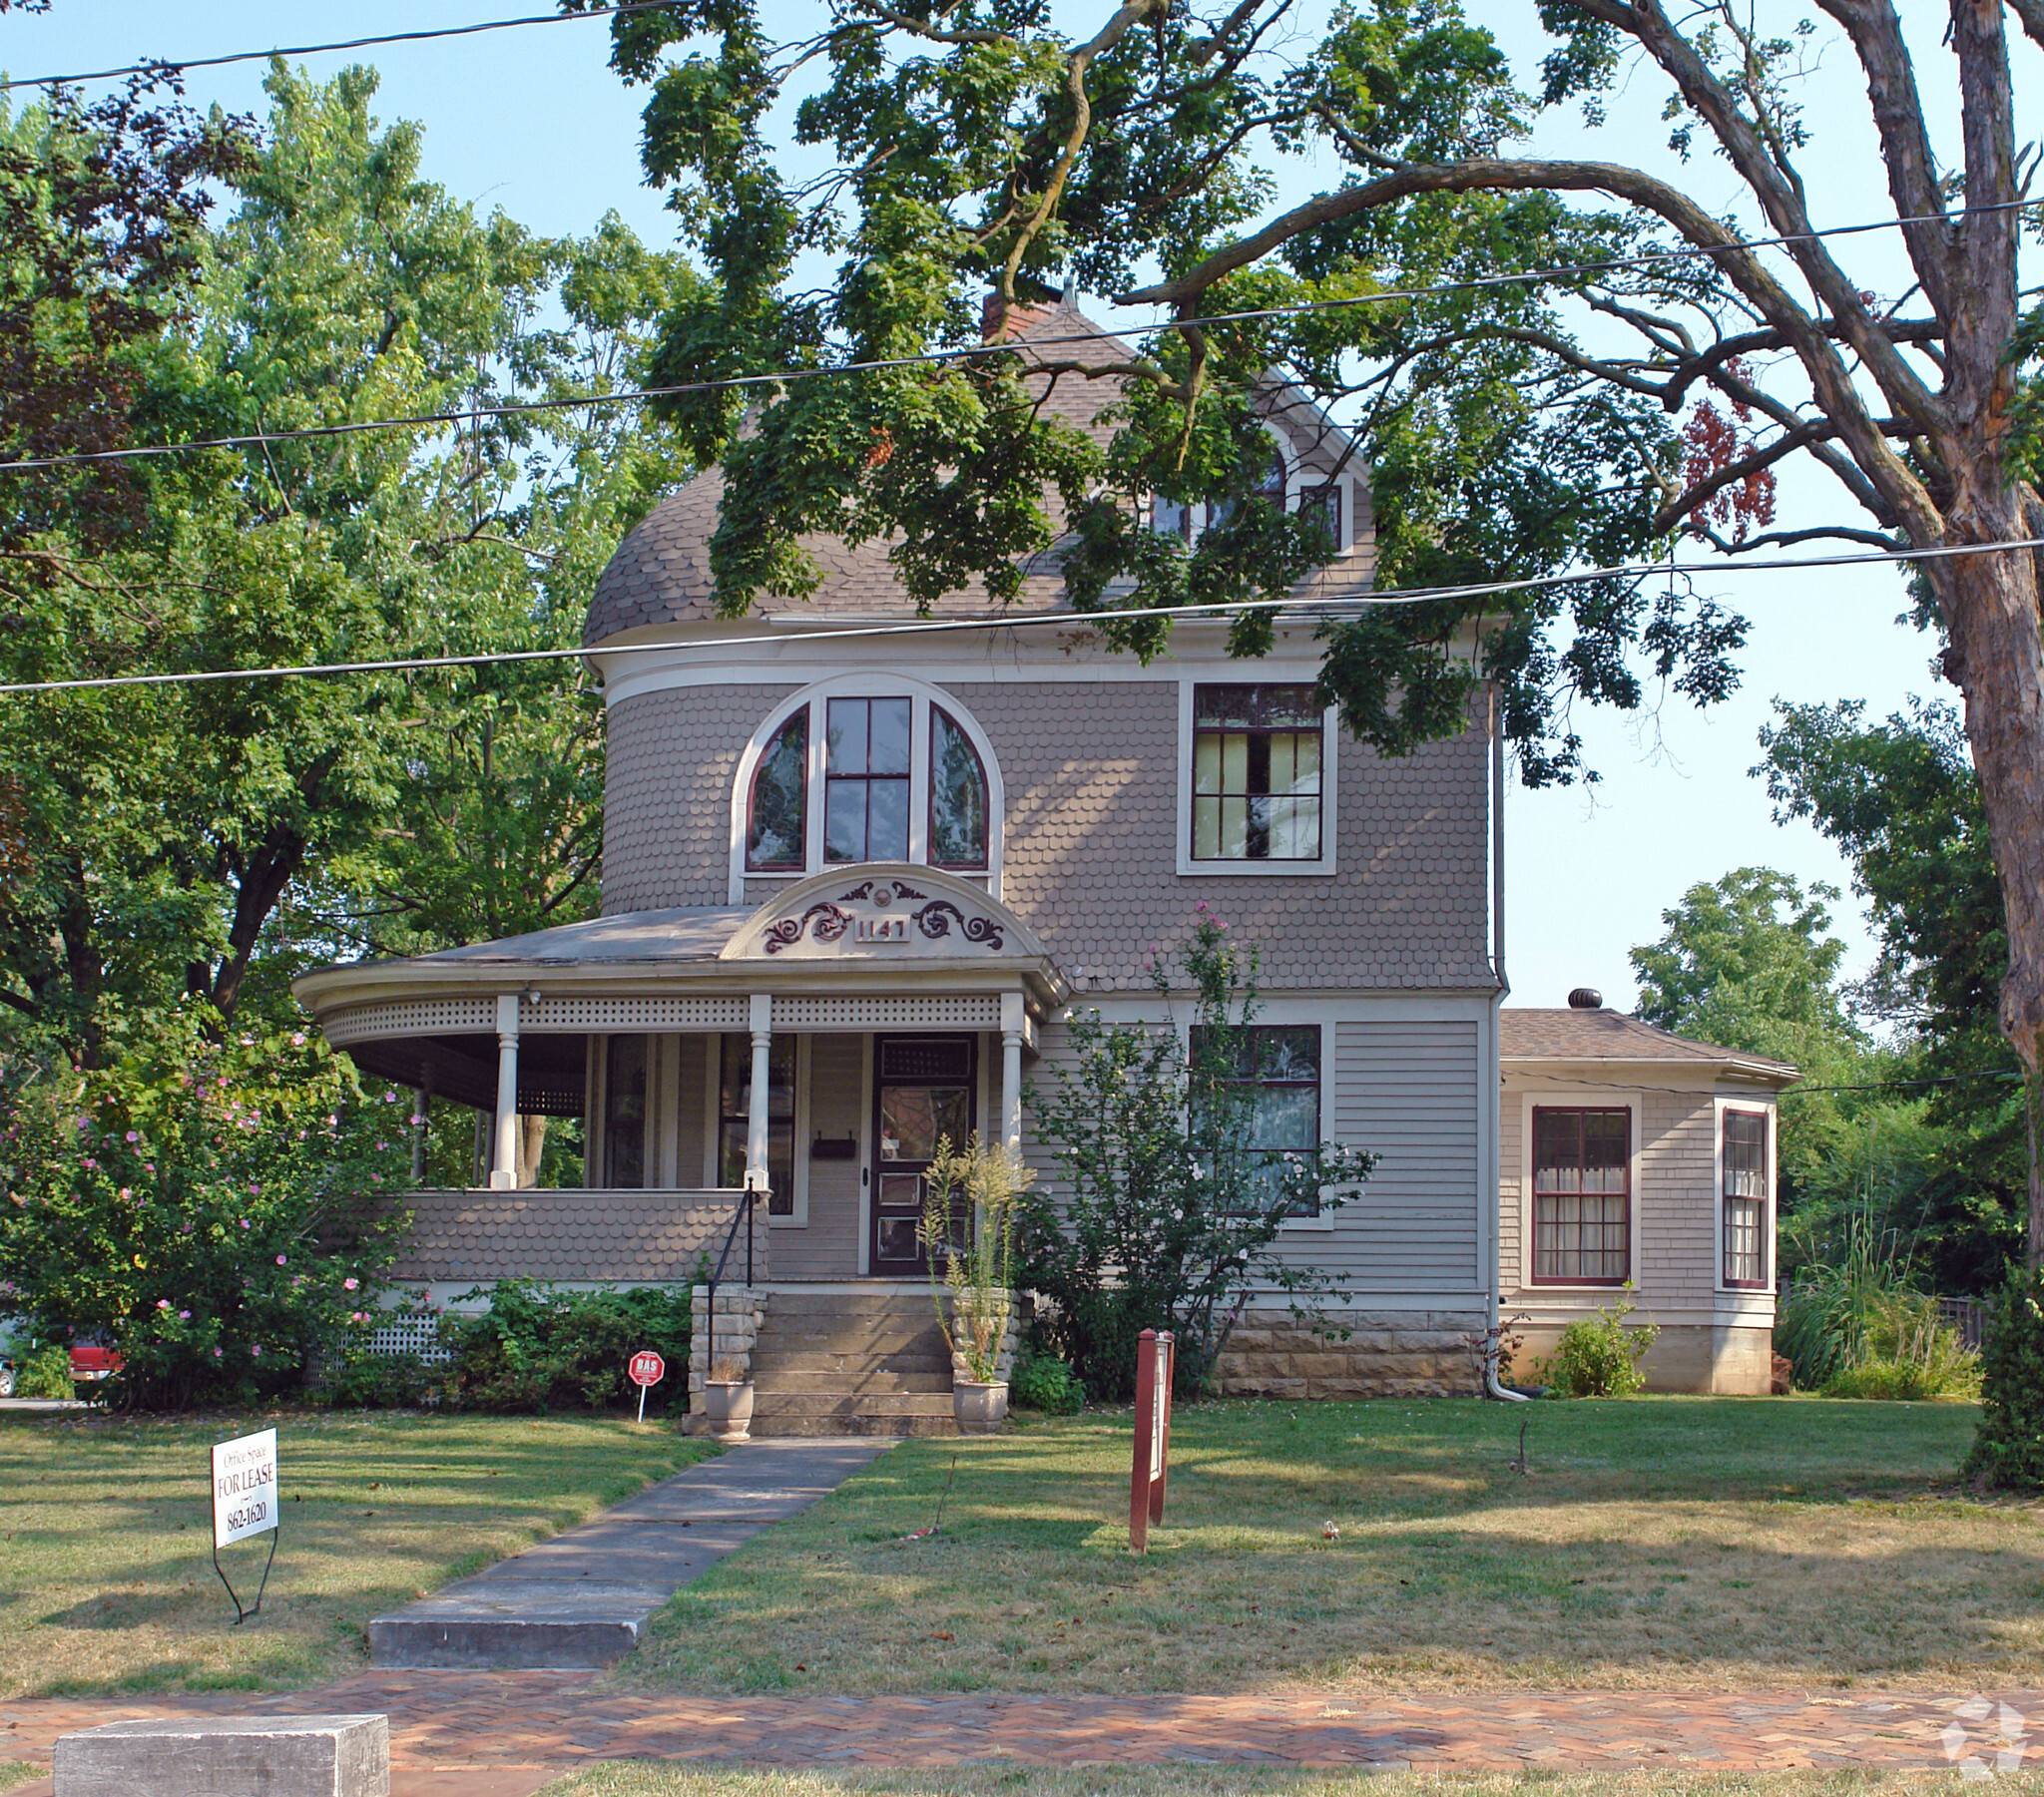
[211,1428,278,1549]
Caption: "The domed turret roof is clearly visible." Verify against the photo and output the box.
[583,301,1371,648]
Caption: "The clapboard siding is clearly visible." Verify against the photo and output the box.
[1308,1020,1482,1290]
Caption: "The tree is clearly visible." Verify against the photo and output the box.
[1020,910,1375,1398]
[0,71,694,1069]
[1762,698,2027,1287]
[583,0,2044,1261]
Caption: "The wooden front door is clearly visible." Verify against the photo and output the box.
[870,1035,977,1273]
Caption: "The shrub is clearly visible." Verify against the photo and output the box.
[1963,1266,2044,1491]
[13,1342,75,1400]
[442,1280,692,1414]
[1021,910,1375,1400]
[1010,1345,1084,1414]
[1776,1217,1978,1399]
[0,1009,412,1409]
[1538,1291,1660,1397]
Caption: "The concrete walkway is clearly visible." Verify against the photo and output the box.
[4,1681,2037,1795]
[368,1437,895,1671]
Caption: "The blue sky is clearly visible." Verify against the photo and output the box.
[6,2,2006,1012]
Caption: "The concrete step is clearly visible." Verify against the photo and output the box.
[762,1291,930,1313]
[752,1351,953,1376]
[754,1332,950,1358]
[752,1390,956,1418]
[751,1410,960,1439]
[751,1370,953,1395]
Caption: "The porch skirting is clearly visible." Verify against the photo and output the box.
[1213,1308,1487,1400]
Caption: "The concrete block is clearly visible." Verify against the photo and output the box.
[55,1715,389,1797]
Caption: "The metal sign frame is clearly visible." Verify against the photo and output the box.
[210,1428,279,1625]
[1129,1328,1175,1554]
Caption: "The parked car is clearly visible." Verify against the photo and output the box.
[69,1341,122,1383]
[0,1356,14,1399]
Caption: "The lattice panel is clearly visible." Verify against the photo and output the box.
[366,1313,451,1364]
[325,997,495,1046]
[526,995,747,1032]
[772,993,1000,1031]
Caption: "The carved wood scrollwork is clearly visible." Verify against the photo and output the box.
[913,899,1005,950]
[764,902,851,954]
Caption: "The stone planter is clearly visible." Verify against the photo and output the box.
[703,1380,755,1444]
[952,1380,1009,1435]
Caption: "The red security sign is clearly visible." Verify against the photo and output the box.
[629,1350,666,1386]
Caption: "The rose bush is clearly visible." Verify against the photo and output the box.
[0,1008,412,1408]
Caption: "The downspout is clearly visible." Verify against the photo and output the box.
[1485,683,1528,1403]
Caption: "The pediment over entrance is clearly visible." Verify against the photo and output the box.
[721,865,1055,972]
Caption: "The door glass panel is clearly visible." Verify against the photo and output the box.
[879,1088,971,1162]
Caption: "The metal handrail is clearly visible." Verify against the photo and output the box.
[703,1184,761,1390]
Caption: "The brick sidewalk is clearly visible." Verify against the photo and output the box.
[5,1676,2038,1785]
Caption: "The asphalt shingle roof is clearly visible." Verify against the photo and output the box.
[1501,1008,1798,1081]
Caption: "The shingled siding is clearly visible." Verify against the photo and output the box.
[387,1190,750,1284]
[602,683,796,914]
[962,678,1490,991]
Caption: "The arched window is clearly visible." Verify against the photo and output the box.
[746,708,808,872]
[928,704,988,870]
[733,679,1001,890]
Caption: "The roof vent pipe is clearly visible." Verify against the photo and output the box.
[1567,987,1603,1010]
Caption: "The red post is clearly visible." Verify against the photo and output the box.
[1130,1328,1175,1553]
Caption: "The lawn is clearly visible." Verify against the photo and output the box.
[0,1411,711,1696]
[627,1396,2042,1696]
[535,1772,2044,1797]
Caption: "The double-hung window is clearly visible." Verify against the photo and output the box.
[1191,684,1324,863]
[718,1035,796,1216]
[1722,1109,1770,1287]
[1532,1108,1630,1283]
[1194,1024,1322,1215]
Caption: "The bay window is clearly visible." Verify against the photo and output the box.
[1722,1109,1770,1288]
[1532,1107,1630,1284]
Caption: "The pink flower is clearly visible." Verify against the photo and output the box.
[119,1187,131,1202]
[326,1115,338,1127]
[213,1347,223,1358]
[251,1345,261,1358]
[369,1172,383,1184]
[125,1130,139,1143]
[290,1033,305,1048]
[275,1254,287,1266]
[351,1311,368,1324]
[239,1219,250,1230]
[343,1277,358,1292]
[375,1141,387,1151]
[179,1310,191,1320]
[157,1298,171,1310]
[82,1156,97,1169]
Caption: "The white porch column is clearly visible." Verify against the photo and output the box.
[746,993,773,1199]
[1000,990,1025,1158]
[490,993,520,1190]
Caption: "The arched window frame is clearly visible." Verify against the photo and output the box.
[729,673,1005,902]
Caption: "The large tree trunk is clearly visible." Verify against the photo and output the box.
[1929,495,2044,1268]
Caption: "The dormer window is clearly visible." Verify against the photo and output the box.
[738,678,998,887]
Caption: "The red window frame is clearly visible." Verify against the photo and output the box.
[926,702,989,871]
[1721,1107,1771,1290]
[1530,1106,1632,1286]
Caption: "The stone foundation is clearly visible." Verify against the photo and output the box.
[1212,1310,1487,1399]
[1507,1321,1775,1395]
[689,1284,767,1412]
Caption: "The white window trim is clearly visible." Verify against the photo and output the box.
[1175,676,1340,877]
[1517,1087,1643,1292]
[727,671,1005,902]
[1713,1095,1776,1294]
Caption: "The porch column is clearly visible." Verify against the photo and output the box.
[1000,991,1025,1158]
[746,992,772,1199]
[490,993,520,1190]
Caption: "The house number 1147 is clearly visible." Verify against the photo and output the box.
[855,916,907,942]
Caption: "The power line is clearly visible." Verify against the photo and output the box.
[2,534,2039,698]
[0,197,2034,477]
[0,3,684,92]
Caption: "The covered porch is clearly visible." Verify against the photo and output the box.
[292,867,1069,1289]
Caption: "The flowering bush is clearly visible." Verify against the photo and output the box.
[0,1009,413,1409]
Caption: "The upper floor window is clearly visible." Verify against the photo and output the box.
[1722,1109,1770,1288]
[1532,1107,1630,1284]
[740,681,995,882]
[1192,684,1324,862]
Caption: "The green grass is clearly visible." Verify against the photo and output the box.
[0,1410,712,1696]
[0,1765,46,1793]
[537,1768,2044,1797]
[624,1395,2042,1696]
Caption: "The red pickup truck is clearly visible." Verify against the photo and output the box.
[68,1342,122,1383]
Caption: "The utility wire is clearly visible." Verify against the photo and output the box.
[0,2,685,91]
[0,197,2036,477]
[3,534,2041,698]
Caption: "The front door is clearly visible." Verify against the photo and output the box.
[870,1035,977,1273]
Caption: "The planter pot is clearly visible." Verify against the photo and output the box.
[953,1380,1009,1435]
[704,1380,755,1443]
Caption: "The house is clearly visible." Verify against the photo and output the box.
[292,299,1791,1428]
